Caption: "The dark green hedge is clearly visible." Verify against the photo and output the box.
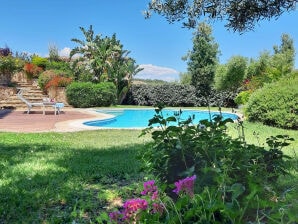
[66,82,116,108]
[246,73,298,129]
[123,83,237,107]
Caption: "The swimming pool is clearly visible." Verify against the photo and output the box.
[83,109,239,128]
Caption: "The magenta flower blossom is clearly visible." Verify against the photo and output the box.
[141,180,157,195]
[109,211,123,222]
[152,202,164,214]
[141,180,159,200]
[123,198,148,219]
[173,175,197,197]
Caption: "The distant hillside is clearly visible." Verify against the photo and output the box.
[132,78,177,85]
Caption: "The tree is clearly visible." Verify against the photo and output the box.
[48,43,60,62]
[272,33,295,75]
[70,26,121,82]
[245,33,295,90]
[214,55,247,91]
[70,25,142,103]
[184,22,219,97]
[179,71,192,85]
[145,0,297,32]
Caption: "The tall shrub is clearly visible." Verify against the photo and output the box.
[66,82,116,107]
[0,47,23,85]
[246,72,298,129]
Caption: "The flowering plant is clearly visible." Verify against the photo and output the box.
[45,75,72,90]
[109,176,198,223]
[135,107,296,223]
[23,63,43,79]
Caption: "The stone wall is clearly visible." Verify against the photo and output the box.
[0,74,11,86]
[0,86,16,101]
[11,72,28,83]
[48,87,68,104]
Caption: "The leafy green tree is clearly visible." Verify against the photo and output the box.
[214,55,247,91]
[48,43,60,62]
[272,33,295,76]
[246,33,295,90]
[184,22,219,97]
[246,51,271,80]
[70,25,142,103]
[109,53,143,104]
[179,71,192,85]
[214,64,227,88]
[144,0,297,32]
[70,26,121,82]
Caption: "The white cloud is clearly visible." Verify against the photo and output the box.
[136,64,179,81]
[59,47,71,57]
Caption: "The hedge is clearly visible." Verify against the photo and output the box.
[123,83,237,108]
[66,82,116,108]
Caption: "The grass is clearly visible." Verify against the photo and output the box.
[0,130,151,223]
[227,121,298,156]
[0,120,297,223]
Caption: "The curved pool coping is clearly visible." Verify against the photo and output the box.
[54,109,116,132]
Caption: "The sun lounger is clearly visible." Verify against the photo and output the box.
[17,88,64,115]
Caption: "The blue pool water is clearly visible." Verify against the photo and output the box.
[83,109,239,128]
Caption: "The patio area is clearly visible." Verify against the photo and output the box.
[0,108,107,132]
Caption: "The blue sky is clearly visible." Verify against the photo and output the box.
[1,0,297,81]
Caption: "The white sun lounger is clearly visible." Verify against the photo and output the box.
[17,88,64,115]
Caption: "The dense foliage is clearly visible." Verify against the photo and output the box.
[245,34,295,91]
[234,90,251,105]
[38,69,73,92]
[66,82,116,107]
[184,22,219,97]
[144,0,297,32]
[31,55,48,70]
[246,73,298,130]
[136,107,297,223]
[214,55,248,91]
[0,46,24,85]
[70,25,142,104]
[123,83,237,107]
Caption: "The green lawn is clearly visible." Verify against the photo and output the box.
[0,121,297,223]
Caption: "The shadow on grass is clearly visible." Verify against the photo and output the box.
[0,141,147,223]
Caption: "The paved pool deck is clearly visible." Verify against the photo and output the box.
[0,108,111,133]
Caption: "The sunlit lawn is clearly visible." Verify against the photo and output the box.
[0,119,297,223]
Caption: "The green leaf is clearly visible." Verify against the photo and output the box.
[230,183,245,200]
[166,116,177,122]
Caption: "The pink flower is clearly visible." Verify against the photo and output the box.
[141,180,159,200]
[151,190,159,200]
[173,175,196,197]
[123,198,148,219]
[152,202,164,214]
[109,211,122,222]
[141,180,157,195]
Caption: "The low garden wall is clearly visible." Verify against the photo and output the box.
[11,72,28,83]
[47,87,68,104]
[0,86,16,101]
[0,74,11,86]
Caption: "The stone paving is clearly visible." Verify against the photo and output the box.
[0,108,107,133]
